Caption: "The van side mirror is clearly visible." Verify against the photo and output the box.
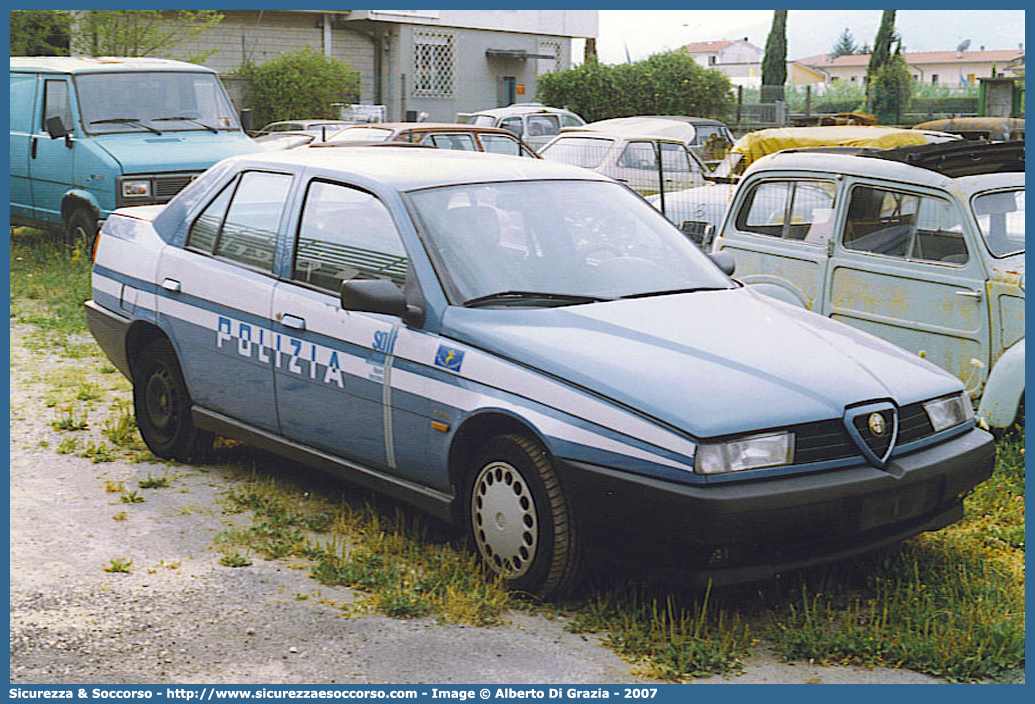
[340,278,424,326]
[45,115,71,140]
[239,108,254,133]
[709,250,736,276]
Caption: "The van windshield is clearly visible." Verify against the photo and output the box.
[75,71,241,134]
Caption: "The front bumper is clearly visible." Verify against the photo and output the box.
[561,426,995,585]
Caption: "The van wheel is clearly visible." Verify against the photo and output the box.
[467,433,583,597]
[66,207,98,249]
[133,338,211,462]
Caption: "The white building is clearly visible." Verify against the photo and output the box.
[73,10,599,122]
[682,38,763,87]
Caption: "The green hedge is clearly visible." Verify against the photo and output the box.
[238,48,360,127]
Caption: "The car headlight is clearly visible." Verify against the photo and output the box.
[122,179,151,197]
[923,392,974,432]
[695,431,795,475]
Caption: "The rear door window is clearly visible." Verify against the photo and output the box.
[187,171,292,271]
[843,185,968,264]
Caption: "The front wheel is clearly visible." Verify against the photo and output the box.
[467,433,583,597]
[65,207,98,249]
[133,338,211,462]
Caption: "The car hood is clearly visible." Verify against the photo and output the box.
[92,131,257,174]
[441,287,959,439]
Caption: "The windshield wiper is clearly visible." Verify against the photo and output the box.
[619,286,728,300]
[152,115,219,133]
[88,118,162,135]
[463,291,612,308]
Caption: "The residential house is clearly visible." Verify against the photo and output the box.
[791,47,1026,87]
[71,10,598,122]
[682,38,763,87]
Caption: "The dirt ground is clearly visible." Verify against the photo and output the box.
[9,324,949,685]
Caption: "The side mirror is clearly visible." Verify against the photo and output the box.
[340,278,424,326]
[45,115,71,139]
[709,250,735,276]
[239,108,254,133]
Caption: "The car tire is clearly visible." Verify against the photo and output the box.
[133,338,212,462]
[467,433,583,597]
[65,207,98,249]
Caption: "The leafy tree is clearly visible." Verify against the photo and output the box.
[830,27,859,59]
[10,10,71,56]
[70,10,223,64]
[536,51,734,123]
[238,48,360,126]
[761,10,788,102]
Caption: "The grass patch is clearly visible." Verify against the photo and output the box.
[103,557,133,574]
[51,404,89,431]
[762,430,1025,682]
[565,583,751,680]
[138,473,171,489]
[10,227,92,341]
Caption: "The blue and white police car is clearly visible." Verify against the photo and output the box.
[85,147,994,596]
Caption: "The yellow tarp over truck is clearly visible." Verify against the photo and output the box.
[734,125,929,168]
[714,126,930,179]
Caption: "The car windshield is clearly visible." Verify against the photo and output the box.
[407,180,733,305]
[76,71,240,134]
[539,137,613,168]
[972,188,1025,257]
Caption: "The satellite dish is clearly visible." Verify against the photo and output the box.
[956,39,972,53]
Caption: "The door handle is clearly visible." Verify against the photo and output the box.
[955,289,982,301]
[31,137,37,159]
[280,314,306,331]
[161,278,181,293]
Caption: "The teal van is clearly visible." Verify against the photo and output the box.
[10,56,256,243]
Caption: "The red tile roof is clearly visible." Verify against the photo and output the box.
[796,49,1024,68]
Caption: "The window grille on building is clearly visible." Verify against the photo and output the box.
[537,40,561,75]
[413,30,455,97]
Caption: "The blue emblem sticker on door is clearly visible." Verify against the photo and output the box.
[434,345,464,373]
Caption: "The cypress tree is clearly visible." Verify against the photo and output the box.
[761,10,788,102]
[865,9,898,113]
[866,10,897,94]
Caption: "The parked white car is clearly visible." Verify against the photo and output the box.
[539,118,709,196]
[456,103,586,150]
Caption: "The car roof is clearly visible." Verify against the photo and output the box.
[265,120,350,127]
[745,140,1024,185]
[222,145,609,190]
[562,117,700,142]
[10,56,214,74]
[464,103,578,119]
[339,122,527,134]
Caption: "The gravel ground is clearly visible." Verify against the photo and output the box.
[9,325,949,685]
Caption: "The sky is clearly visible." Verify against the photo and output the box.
[589,10,1026,65]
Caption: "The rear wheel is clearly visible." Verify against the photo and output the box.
[467,433,583,597]
[133,338,211,462]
